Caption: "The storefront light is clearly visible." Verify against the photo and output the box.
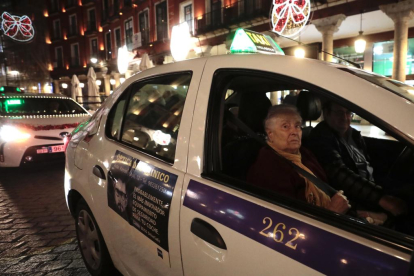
[374,45,383,55]
[90,57,98,63]
[170,22,191,61]
[79,83,85,88]
[96,80,102,86]
[61,83,68,89]
[294,48,305,58]
[110,79,116,85]
[355,35,366,54]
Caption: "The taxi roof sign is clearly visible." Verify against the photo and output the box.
[230,29,284,55]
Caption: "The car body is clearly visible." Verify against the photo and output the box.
[0,93,90,167]
[64,54,414,276]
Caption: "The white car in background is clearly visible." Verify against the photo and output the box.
[65,54,414,276]
[0,93,90,167]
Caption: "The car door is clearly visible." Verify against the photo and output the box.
[87,59,206,276]
[179,55,413,275]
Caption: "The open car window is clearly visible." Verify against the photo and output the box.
[205,69,414,243]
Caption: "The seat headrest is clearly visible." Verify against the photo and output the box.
[238,92,272,133]
[296,91,322,121]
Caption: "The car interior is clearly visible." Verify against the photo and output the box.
[216,72,414,236]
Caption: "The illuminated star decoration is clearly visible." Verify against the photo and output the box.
[271,0,310,37]
[1,12,35,42]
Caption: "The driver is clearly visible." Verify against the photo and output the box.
[307,101,407,217]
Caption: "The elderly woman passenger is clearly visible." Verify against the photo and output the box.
[247,105,350,214]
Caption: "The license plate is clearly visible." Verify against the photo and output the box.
[36,148,48,154]
[48,145,65,153]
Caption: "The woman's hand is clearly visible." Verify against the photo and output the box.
[328,190,351,214]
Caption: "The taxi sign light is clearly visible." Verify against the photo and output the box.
[6,99,21,105]
[230,29,284,55]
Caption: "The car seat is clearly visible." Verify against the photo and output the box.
[222,92,272,180]
[296,91,322,142]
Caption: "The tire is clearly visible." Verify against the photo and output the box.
[75,199,116,276]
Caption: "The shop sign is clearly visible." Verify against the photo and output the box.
[230,28,284,55]
[271,0,310,37]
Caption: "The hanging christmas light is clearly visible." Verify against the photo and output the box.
[271,0,311,37]
[1,12,35,42]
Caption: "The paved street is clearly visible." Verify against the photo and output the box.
[0,162,89,275]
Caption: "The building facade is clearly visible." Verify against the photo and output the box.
[45,0,414,97]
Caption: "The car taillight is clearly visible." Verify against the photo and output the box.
[63,133,72,153]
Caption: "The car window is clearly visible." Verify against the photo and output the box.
[0,97,87,116]
[205,69,414,242]
[106,72,191,163]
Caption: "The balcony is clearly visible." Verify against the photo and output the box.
[101,11,110,25]
[53,60,64,69]
[85,21,97,35]
[67,25,78,37]
[141,29,150,46]
[194,0,270,36]
[51,32,62,42]
[82,0,96,6]
[70,57,81,67]
[156,23,168,42]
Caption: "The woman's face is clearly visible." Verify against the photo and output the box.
[266,113,302,154]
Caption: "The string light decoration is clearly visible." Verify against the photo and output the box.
[271,0,310,37]
[1,12,35,42]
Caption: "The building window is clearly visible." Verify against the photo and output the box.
[372,39,414,77]
[71,43,80,67]
[139,11,149,45]
[51,0,59,13]
[55,47,63,68]
[111,0,120,16]
[180,1,193,34]
[87,9,97,32]
[115,27,121,52]
[156,1,167,41]
[124,0,132,6]
[69,14,77,36]
[102,0,109,22]
[125,18,133,51]
[52,19,61,40]
[90,38,98,59]
[106,32,112,60]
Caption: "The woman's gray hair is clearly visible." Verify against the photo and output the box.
[264,104,302,131]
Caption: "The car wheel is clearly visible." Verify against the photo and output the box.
[75,199,115,276]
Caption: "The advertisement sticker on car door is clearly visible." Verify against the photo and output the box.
[108,150,177,254]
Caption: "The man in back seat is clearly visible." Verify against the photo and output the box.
[307,101,406,217]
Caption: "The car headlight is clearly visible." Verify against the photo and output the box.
[0,125,31,142]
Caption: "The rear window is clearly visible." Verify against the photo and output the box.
[0,97,87,116]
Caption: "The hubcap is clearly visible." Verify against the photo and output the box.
[77,210,101,270]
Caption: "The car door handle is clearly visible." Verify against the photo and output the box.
[191,218,227,250]
[92,165,106,180]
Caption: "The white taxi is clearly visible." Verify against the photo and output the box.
[64,53,414,275]
[0,93,90,167]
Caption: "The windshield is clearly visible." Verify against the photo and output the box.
[339,67,414,103]
[0,97,88,116]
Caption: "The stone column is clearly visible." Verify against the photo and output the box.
[113,73,121,89]
[103,75,111,96]
[312,14,346,62]
[53,80,60,94]
[380,0,414,82]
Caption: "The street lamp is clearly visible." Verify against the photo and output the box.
[354,13,366,54]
